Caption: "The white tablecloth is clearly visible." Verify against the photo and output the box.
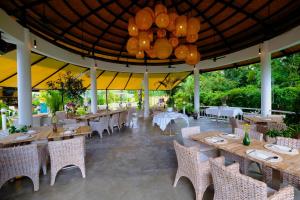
[152,112,189,131]
[205,106,243,118]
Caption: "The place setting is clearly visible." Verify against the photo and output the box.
[204,136,228,144]
[264,143,299,155]
[246,149,282,163]
[219,132,241,140]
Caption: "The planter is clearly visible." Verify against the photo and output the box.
[167,107,173,112]
[265,135,277,144]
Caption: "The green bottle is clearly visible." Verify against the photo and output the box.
[243,132,251,146]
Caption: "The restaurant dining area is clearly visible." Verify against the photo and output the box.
[0,1,300,200]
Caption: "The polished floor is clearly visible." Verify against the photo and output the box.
[0,117,299,200]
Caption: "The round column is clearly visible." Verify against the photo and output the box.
[90,67,97,114]
[144,71,149,118]
[17,28,32,126]
[260,41,272,116]
[194,66,200,114]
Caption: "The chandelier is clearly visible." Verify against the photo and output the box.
[126,4,201,65]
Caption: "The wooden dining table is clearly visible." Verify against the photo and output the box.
[74,110,125,122]
[0,125,92,147]
[243,115,280,124]
[191,131,300,188]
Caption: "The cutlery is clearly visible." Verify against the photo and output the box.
[248,149,256,155]
[264,156,278,161]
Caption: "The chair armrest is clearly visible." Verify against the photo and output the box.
[210,156,225,165]
[226,163,240,173]
[268,185,294,200]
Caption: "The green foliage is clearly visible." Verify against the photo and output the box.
[41,90,63,114]
[266,126,299,138]
[76,106,87,116]
[47,71,86,104]
[173,53,300,115]
[8,125,28,134]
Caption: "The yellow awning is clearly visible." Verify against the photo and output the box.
[0,50,190,90]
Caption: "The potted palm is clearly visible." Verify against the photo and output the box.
[43,91,62,132]
[157,77,180,112]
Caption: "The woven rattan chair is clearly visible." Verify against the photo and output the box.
[90,116,111,138]
[173,141,223,200]
[127,109,134,128]
[181,126,218,161]
[109,113,120,132]
[0,144,41,191]
[221,128,263,174]
[48,136,86,186]
[267,122,287,131]
[263,137,300,189]
[119,110,128,127]
[230,117,256,133]
[209,156,294,200]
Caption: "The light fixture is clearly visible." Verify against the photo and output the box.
[127,4,201,65]
[33,40,37,48]
[258,47,261,55]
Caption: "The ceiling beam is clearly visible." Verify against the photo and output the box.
[0,56,47,84]
[156,73,170,90]
[106,72,119,90]
[32,63,69,88]
[123,73,133,90]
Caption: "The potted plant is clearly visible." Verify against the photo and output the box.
[157,77,180,112]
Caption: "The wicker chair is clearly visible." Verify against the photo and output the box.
[119,110,128,127]
[48,136,86,186]
[181,126,218,161]
[109,113,120,133]
[209,156,294,200]
[0,144,41,191]
[263,137,300,189]
[267,122,287,131]
[90,116,110,138]
[127,109,134,128]
[55,111,66,122]
[173,141,223,200]
[221,128,263,174]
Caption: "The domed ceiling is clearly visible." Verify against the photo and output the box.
[1,0,300,66]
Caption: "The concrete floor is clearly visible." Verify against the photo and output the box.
[0,117,299,200]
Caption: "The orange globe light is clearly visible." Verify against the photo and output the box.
[169,37,179,48]
[153,38,173,59]
[154,4,167,17]
[185,45,198,63]
[136,50,144,59]
[147,30,153,42]
[138,31,150,50]
[167,12,178,31]
[187,17,201,34]
[135,9,153,30]
[155,13,169,28]
[145,47,157,59]
[186,33,198,43]
[128,23,139,37]
[186,51,200,65]
[157,28,166,38]
[144,7,155,20]
[174,45,189,60]
[175,15,187,37]
[126,37,139,55]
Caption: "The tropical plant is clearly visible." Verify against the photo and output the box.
[47,71,87,105]
[157,77,180,108]
[42,90,63,114]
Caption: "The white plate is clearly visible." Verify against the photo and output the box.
[205,136,227,144]
[15,135,33,141]
[264,144,299,155]
[27,130,37,134]
[219,133,240,139]
[246,149,282,163]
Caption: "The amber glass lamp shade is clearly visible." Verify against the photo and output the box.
[154,4,167,17]
[138,32,150,50]
[126,37,139,55]
[136,50,145,59]
[135,9,153,30]
[187,17,201,34]
[175,16,187,37]
[155,13,169,28]
[153,38,173,59]
[169,37,179,48]
[174,45,189,60]
[157,29,167,38]
[186,34,198,43]
[167,12,178,31]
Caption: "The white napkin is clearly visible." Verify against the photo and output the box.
[64,130,73,135]
[15,135,32,141]
[249,150,269,160]
[270,144,292,152]
[27,130,37,134]
[205,136,225,143]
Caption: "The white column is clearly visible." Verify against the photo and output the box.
[144,71,149,118]
[194,66,200,114]
[17,28,32,126]
[90,67,97,114]
[260,41,272,116]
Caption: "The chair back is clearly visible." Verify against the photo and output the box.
[48,136,85,164]
[269,115,285,123]
[268,122,287,131]
[210,158,267,200]
[173,141,200,179]
[63,122,86,130]
[55,111,66,121]
[110,113,119,126]
[181,126,200,147]
[276,137,300,149]
[0,144,39,181]
[235,128,263,141]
